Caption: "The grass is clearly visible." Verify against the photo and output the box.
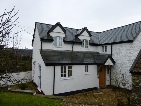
[0,92,63,106]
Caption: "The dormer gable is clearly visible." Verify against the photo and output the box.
[48,22,66,34]
[49,22,66,47]
[79,27,92,37]
[77,27,91,41]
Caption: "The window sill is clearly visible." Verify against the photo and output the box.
[60,77,74,80]
[85,72,90,75]
[81,47,89,49]
[54,46,63,48]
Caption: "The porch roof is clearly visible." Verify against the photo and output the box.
[40,50,115,66]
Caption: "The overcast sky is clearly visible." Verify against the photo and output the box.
[1,0,141,49]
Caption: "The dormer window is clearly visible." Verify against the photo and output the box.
[82,39,88,48]
[53,36,63,47]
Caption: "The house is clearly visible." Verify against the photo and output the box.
[32,21,141,95]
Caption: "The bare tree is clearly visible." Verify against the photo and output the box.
[0,7,31,90]
[0,6,20,47]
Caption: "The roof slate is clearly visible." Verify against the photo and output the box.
[35,21,141,45]
[40,50,114,65]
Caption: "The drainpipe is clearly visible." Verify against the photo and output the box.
[111,44,112,57]
[109,66,111,85]
[110,44,112,85]
[72,42,74,51]
[53,66,55,95]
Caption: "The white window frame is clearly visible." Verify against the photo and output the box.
[82,39,89,48]
[61,66,72,78]
[102,46,107,52]
[85,65,90,75]
[53,36,63,47]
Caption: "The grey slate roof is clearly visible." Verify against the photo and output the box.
[40,50,114,65]
[99,21,141,44]
[35,21,141,45]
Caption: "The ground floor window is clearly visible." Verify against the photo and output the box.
[61,66,72,77]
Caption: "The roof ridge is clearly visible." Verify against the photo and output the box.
[35,22,53,26]
[101,21,141,33]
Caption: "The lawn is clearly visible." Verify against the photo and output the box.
[0,92,63,106]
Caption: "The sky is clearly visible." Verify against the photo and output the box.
[1,0,141,49]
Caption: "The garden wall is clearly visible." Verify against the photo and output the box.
[0,71,32,86]
[131,73,141,105]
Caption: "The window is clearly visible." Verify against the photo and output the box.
[102,46,107,52]
[61,66,72,77]
[82,39,88,48]
[85,65,88,72]
[53,36,63,47]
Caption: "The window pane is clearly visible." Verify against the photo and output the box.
[105,46,107,52]
[102,46,104,52]
[64,73,66,77]
[59,37,62,46]
[82,40,84,47]
[61,74,63,77]
[85,40,88,48]
[64,66,66,73]
[53,37,57,46]
[61,66,63,73]
[68,70,72,77]
[68,66,72,69]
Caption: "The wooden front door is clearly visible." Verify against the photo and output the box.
[99,65,106,88]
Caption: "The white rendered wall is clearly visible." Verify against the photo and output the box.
[54,65,99,94]
[78,30,90,40]
[73,43,98,52]
[42,42,72,51]
[32,26,41,85]
[52,26,64,33]
[41,66,54,95]
[32,26,54,95]
[97,45,111,54]
[106,67,110,85]
[42,42,98,52]
[111,32,141,89]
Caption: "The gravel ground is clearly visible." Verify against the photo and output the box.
[63,89,129,106]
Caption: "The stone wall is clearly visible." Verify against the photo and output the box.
[131,73,141,105]
[0,71,32,86]
[111,32,141,89]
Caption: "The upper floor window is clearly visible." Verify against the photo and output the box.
[85,65,88,72]
[82,39,88,48]
[61,66,72,77]
[53,36,63,47]
[102,46,107,52]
